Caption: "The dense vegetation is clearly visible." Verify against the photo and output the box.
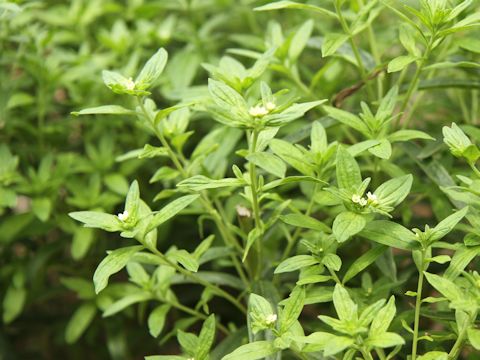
[1,0,480,359]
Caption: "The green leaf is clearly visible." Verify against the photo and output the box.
[148,304,170,338]
[323,106,369,136]
[247,152,286,178]
[65,303,97,344]
[289,20,314,60]
[311,121,327,154]
[280,213,330,232]
[254,1,338,18]
[146,195,199,234]
[69,211,122,232]
[359,221,419,250]
[177,176,244,191]
[138,144,169,159]
[417,352,448,360]
[32,197,52,222]
[370,296,396,336]
[93,245,143,294]
[279,286,305,333]
[275,255,319,274]
[343,245,387,284]
[322,33,349,57]
[333,211,366,243]
[135,48,168,88]
[103,292,152,317]
[368,139,392,159]
[467,328,480,350]
[429,207,468,243]
[367,332,404,348]
[322,253,342,271]
[125,180,140,220]
[2,284,26,324]
[387,55,417,73]
[445,245,480,280]
[336,146,362,191]
[208,79,249,117]
[221,341,277,360]
[332,284,357,322]
[168,249,199,272]
[388,130,435,142]
[374,174,413,208]
[270,139,315,176]
[196,315,216,360]
[72,105,134,116]
[424,272,463,302]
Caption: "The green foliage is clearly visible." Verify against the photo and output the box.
[2,0,480,359]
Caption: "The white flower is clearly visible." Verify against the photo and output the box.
[117,210,129,222]
[249,105,269,117]
[351,194,362,204]
[359,198,367,206]
[125,77,135,91]
[265,101,276,111]
[366,192,378,204]
[265,313,277,325]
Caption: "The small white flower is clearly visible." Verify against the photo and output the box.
[265,101,276,111]
[265,313,277,325]
[236,205,251,218]
[117,210,129,222]
[359,198,367,206]
[249,105,269,117]
[125,77,135,91]
[351,194,362,204]
[366,192,378,204]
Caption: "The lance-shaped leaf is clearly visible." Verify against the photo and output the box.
[93,245,144,293]
[332,211,366,243]
[222,341,277,360]
[374,174,413,208]
[135,48,168,88]
[336,146,362,191]
[428,207,468,243]
[146,194,199,234]
[359,221,419,250]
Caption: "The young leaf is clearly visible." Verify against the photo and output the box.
[467,328,480,350]
[343,245,387,284]
[322,33,349,57]
[222,341,277,360]
[280,213,330,232]
[72,105,134,116]
[388,130,435,142]
[424,272,463,302]
[93,245,144,293]
[136,48,168,88]
[69,211,122,232]
[368,139,392,160]
[336,146,362,191]
[289,19,314,60]
[417,352,448,360]
[146,194,199,234]
[387,55,417,73]
[279,286,305,333]
[148,304,170,338]
[359,221,419,250]
[374,174,413,208]
[332,211,366,243]
[367,332,404,348]
[196,315,216,360]
[65,303,97,344]
[323,106,370,136]
[332,284,357,322]
[429,207,468,243]
[275,255,319,274]
[247,152,286,178]
[369,296,396,336]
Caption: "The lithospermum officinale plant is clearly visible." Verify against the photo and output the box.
[5,0,480,359]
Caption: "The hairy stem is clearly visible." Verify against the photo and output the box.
[411,250,425,360]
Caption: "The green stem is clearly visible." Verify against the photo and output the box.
[412,250,425,360]
[137,98,250,287]
[168,299,230,335]
[360,347,375,360]
[281,183,319,261]
[469,162,480,179]
[248,129,263,280]
[335,4,374,100]
[151,247,247,315]
[448,315,472,360]
[396,36,434,129]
